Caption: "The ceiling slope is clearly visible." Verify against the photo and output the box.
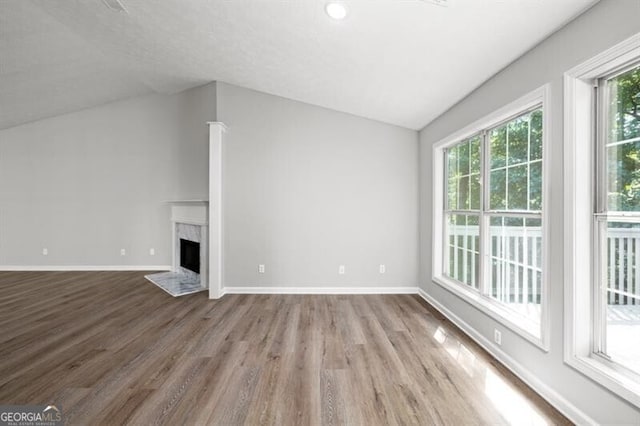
[1,0,597,131]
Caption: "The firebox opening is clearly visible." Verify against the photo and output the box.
[180,239,200,274]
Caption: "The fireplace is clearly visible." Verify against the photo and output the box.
[180,239,200,274]
[145,201,209,297]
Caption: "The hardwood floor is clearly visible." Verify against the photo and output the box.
[0,271,569,425]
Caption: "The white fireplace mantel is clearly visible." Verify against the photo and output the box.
[169,200,208,225]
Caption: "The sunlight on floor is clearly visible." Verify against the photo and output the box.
[433,326,549,426]
[484,370,548,426]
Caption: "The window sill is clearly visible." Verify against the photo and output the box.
[566,354,640,408]
[433,274,549,351]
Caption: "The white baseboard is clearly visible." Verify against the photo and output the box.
[0,265,171,272]
[223,286,418,295]
[416,288,595,426]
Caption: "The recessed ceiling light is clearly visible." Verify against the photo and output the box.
[325,2,348,20]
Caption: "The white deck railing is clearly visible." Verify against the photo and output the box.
[448,225,541,304]
[607,228,640,306]
[489,226,542,305]
[448,226,640,306]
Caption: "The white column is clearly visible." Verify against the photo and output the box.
[208,122,227,299]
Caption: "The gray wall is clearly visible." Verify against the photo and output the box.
[0,83,216,267]
[217,83,419,288]
[419,0,640,423]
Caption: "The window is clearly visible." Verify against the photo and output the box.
[445,135,481,289]
[433,86,549,348]
[565,33,640,407]
[594,63,640,378]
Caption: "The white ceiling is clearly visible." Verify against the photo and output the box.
[1,0,597,131]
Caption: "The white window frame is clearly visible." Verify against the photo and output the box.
[432,85,551,351]
[564,32,640,408]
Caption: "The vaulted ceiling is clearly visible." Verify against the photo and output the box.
[1,0,597,131]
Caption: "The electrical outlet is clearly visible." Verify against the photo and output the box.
[338,265,345,275]
[42,248,48,256]
[379,264,386,274]
[258,264,265,273]
[149,248,155,256]
[120,248,126,256]
[494,329,502,346]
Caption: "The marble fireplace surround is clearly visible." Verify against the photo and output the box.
[146,201,209,296]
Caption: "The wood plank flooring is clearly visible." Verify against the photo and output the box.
[0,271,570,425]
